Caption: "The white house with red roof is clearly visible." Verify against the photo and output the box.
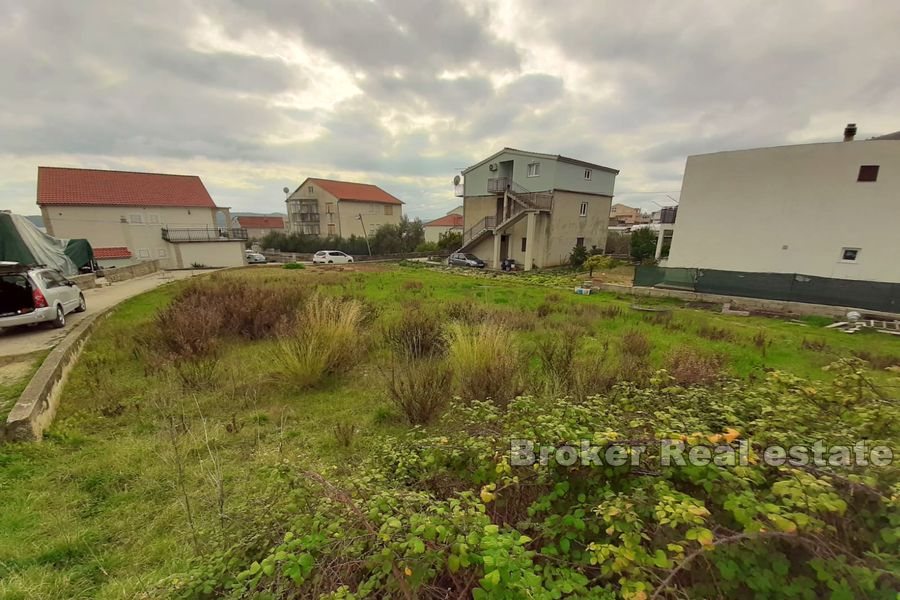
[37,166,246,269]
[423,206,464,244]
[233,215,285,240]
[286,178,403,237]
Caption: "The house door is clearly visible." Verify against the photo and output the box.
[496,196,505,222]
[500,235,510,260]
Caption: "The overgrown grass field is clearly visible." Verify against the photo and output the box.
[0,264,897,599]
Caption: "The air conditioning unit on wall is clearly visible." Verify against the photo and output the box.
[488,163,498,171]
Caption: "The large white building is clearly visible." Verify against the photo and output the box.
[661,126,900,311]
[38,167,247,269]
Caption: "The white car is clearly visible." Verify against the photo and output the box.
[246,252,267,264]
[313,250,354,264]
[0,262,86,330]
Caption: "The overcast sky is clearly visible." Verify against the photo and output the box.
[1,0,897,220]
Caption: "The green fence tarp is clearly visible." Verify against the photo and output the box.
[634,265,900,314]
[0,213,38,265]
[64,239,94,270]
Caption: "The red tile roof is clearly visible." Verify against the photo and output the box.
[305,178,403,205]
[236,215,285,229]
[93,246,132,259]
[37,167,218,208]
[425,214,464,228]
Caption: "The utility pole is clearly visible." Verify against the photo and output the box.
[357,213,372,256]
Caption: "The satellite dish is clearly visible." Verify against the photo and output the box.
[453,175,461,186]
[282,187,290,194]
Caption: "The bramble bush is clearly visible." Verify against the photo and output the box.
[159,360,899,599]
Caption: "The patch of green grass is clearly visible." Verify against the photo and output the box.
[0,264,897,598]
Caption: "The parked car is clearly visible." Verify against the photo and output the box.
[246,252,267,264]
[448,252,486,268]
[313,250,354,264]
[0,262,86,330]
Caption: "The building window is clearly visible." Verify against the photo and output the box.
[576,237,585,248]
[521,237,527,252]
[308,186,314,194]
[527,162,540,177]
[579,202,588,217]
[129,214,143,224]
[326,202,334,214]
[857,165,879,182]
[584,169,592,180]
[840,247,860,262]
[138,248,150,258]
[158,248,167,258]
[327,223,336,235]
[384,205,393,216]
[147,214,159,224]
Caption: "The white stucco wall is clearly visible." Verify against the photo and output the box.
[666,140,900,283]
[424,225,462,244]
[41,205,220,269]
[175,241,246,268]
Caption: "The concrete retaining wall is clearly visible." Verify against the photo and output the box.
[598,282,900,320]
[2,308,112,442]
[104,260,161,283]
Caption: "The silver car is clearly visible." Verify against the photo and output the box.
[0,262,86,330]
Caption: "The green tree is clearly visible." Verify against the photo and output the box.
[569,245,588,268]
[630,228,658,262]
[437,231,463,251]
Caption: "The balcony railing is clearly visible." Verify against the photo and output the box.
[487,177,509,193]
[297,213,320,222]
[462,215,496,245]
[161,227,248,242]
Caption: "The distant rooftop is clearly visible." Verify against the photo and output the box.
[295,178,404,205]
[37,166,217,208]
[463,147,619,175]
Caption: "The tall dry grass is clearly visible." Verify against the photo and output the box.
[273,294,364,388]
[385,359,452,425]
[446,322,521,406]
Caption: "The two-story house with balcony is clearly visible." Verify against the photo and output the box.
[37,167,247,269]
[459,148,619,270]
[286,178,403,237]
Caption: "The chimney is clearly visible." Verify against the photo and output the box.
[843,123,857,142]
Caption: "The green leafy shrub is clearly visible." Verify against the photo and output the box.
[569,244,589,268]
[584,254,622,274]
[283,262,305,270]
[630,228,658,262]
[163,364,899,599]
[446,322,522,406]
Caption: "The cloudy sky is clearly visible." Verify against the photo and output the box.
[1,0,897,220]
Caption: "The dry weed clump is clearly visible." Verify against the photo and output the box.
[665,347,726,386]
[385,359,452,425]
[383,309,446,359]
[620,329,652,359]
[446,322,522,406]
[273,294,364,388]
[697,324,735,342]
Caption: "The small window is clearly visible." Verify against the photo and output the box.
[857,165,879,182]
[521,237,527,252]
[157,248,167,257]
[147,214,159,224]
[327,223,336,234]
[840,247,860,262]
[129,214,143,224]
[326,202,334,214]
[579,202,588,217]
[576,237,585,248]
[308,185,314,194]
[138,248,151,258]
[584,169,592,180]
[527,162,540,177]
[384,205,393,216]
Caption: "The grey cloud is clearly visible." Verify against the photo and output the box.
[1,0,898,219]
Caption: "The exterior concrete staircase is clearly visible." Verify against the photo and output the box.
[458,187,552,254]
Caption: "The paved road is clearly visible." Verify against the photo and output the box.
[0,270,202,358]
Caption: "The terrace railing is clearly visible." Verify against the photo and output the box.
[161,227,249,242]
[462,215,496,245]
